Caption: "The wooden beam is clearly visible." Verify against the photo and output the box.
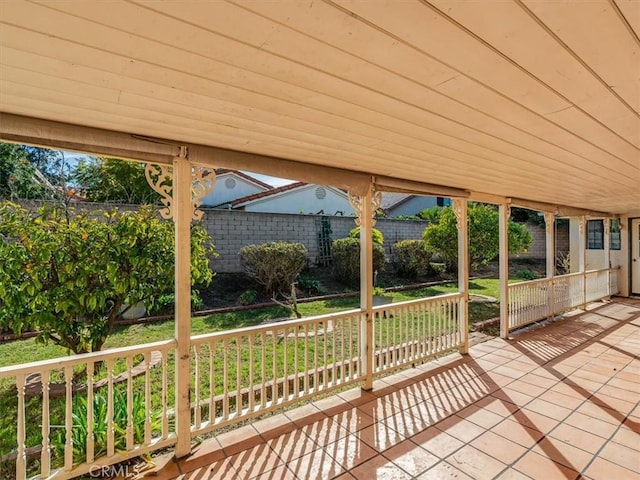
[0,113,178,164]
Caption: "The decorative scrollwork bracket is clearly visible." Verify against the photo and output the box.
[144,161,216,221]
[544,212,555,235]
[348,188,382,227]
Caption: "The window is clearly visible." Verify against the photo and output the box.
[610,219,621,250]
[587,219,604,250]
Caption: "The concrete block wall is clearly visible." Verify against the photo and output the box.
[203,209,429,273]
[511,222,570,261]
[16,202,562,273]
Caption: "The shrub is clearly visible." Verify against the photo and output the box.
[393,239,432,279]
[349,226,384,245]
[151,290,205,315]
[298,276,322,295]
[238,289,257,306]
[52,389,161,464]
[331,237,387,287]
[239,242,307,296]
[516,268,537,280]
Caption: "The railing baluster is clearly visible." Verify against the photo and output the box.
[271,330,276,403]
[209,340,215,423]
[304,324,309,393]
[144,352,151,445]
[314,322,319,392]
[249,333,255,411]
[126,355,134,450]
[331,321,336,386]
[194,344,201,430]
[261,332,267,409]
[16,373,26,480]
[106,359,114,458]
[283,327,289,401]
[65,365,73,469]
[322,321,328,390]
[340,318,345,383]
[236,337,242,416]
[161,350,168,440]
[347,317,358,380]
[41,369,51,476]
[223,338,229,419]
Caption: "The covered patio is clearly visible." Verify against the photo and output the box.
[157,298,640,480]
[0,1,639,479]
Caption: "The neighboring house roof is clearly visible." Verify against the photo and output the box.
[230,181,308,207]
[380,192,413,212]
[213,168,273,190]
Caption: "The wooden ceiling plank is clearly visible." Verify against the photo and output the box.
[3,31,633,190]
[10,1,637,176]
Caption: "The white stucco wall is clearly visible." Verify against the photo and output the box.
[242,185,355,215]
[569,218,608,273]
[200,173,268,207]
[387,196,449,217]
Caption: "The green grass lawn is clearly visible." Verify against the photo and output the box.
[0,279,503,369]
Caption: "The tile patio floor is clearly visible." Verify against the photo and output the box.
[151,298,640,480]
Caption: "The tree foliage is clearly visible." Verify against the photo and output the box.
[0,143,64,200]
[0,202,215,353]
[348,226,384,245]
[72,157,158,204]
[422,203,532,270]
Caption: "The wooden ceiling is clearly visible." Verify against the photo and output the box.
[0,0,638,213]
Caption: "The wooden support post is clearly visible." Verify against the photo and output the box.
[545,212,556,318]
[453,199,469,353]
[604,218,611,296]
[358,183,375,390]
[578,216,587,307]
[499,204,510,339]
[173,150,192,458]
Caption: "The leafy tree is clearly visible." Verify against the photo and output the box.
[72,157,158,204]
[0,202,215,354]
[422,203,532,270]
[0,143,63,200]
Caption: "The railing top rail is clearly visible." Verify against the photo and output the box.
[0,338,176,378]
[372,291,464,311]
[191,307,363,344]
[509,267,619,289]
[508,277,553,288]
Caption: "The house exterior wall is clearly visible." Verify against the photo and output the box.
[386,196,449,217]
[611,215,631,296]
[200,173,268,207]
[241,185,354,216]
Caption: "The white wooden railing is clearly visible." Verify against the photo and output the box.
[0,340,176,480]
[372,292,465,374]
[508,267,619,331]
[189,309,363,437]
[0,290,470,479]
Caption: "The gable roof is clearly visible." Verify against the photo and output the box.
[214,168,273,190]
[380,193,413,212]
[231,181,308,207]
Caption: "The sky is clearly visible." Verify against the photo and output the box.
[62,150,295,187]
